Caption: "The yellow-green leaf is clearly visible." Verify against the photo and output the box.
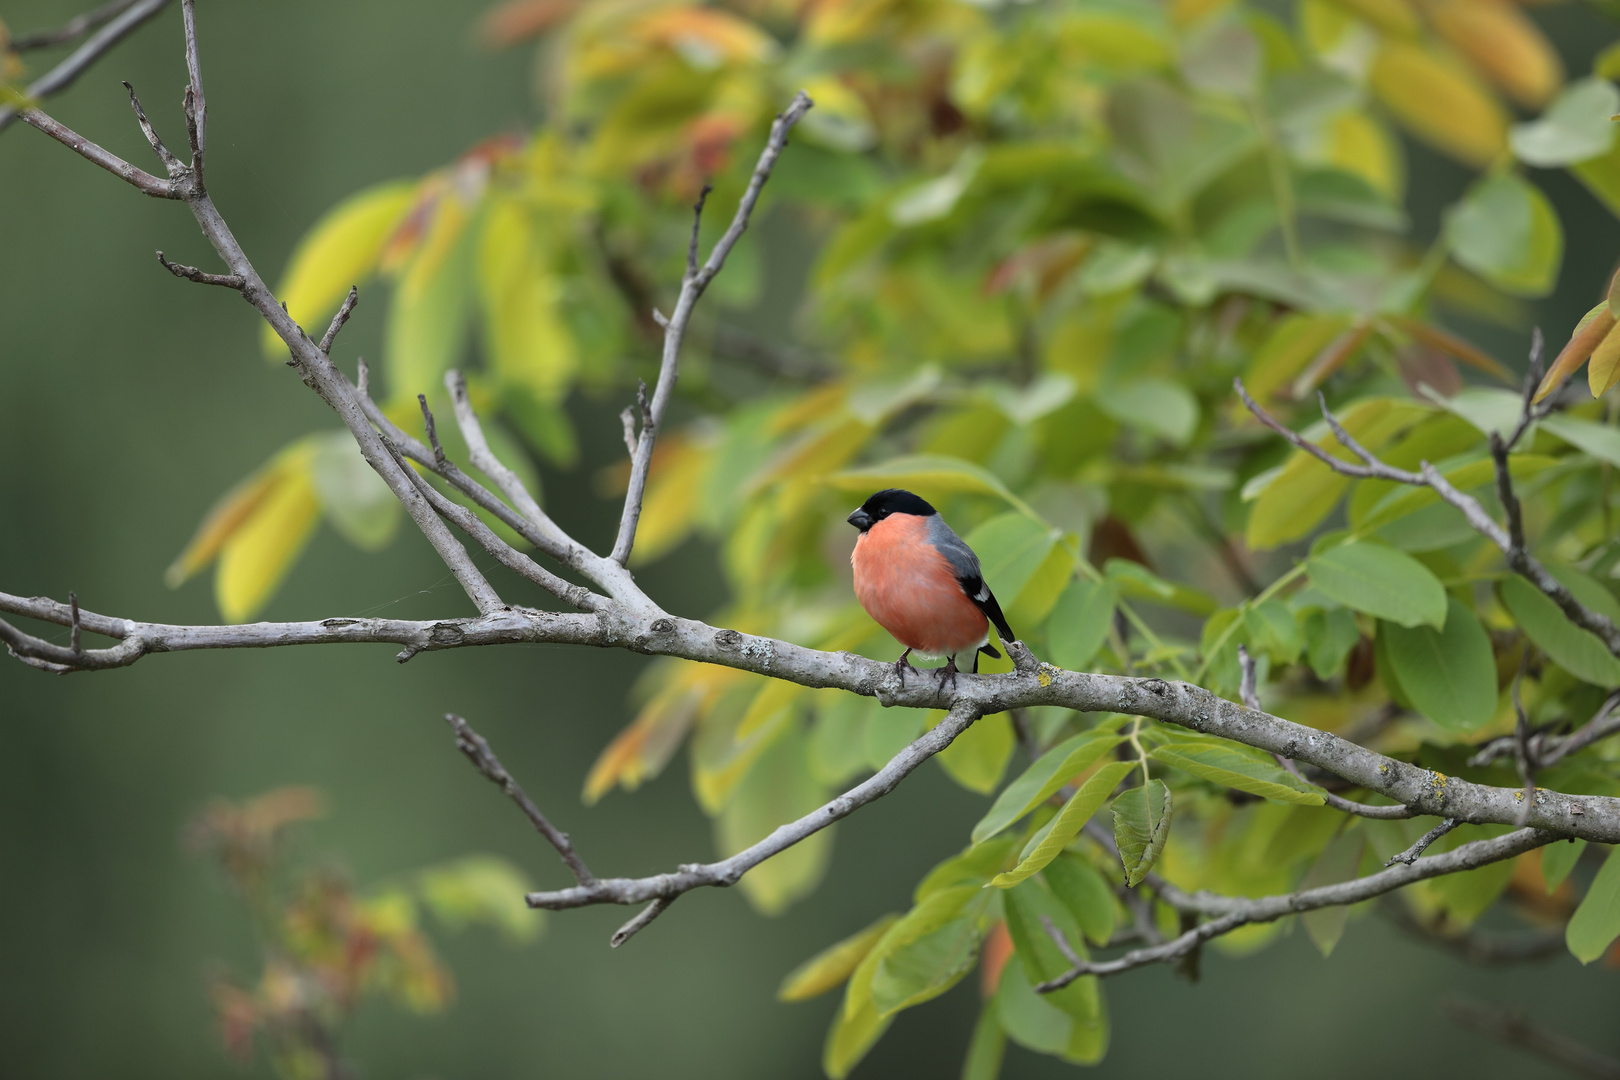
[778,914,900,1002]
[716,724,831,916]
[261,180,417,358]
[972,726,1128,843]
[935,711,1015,795]
[1567,845,1620,964]
[991,760,1137,888]
[1112,780,1172,886]
[214,444,322,622]
[416,854,541,943]
[1151,738,1325,805]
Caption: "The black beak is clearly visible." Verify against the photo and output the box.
[847,508,873,531]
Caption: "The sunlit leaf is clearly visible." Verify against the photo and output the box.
[262,180,417,359]
[1370,41,1508,168]
[972,725,1128,844]
[1151,737,1324,805]
[991,761,1137,888]
[1535,301,1614,402]
[1428,0,1562,110]
[214,443,323,622]
[829,455,1020,508]
[779,915,900,1002]
[966,513,1060,613]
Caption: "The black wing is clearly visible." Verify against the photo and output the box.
[959,571,1016,646]
[925,515,1016,645]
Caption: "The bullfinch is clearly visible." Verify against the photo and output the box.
[847,488,1015,683]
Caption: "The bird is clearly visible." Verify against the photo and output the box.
[846,488,1016,684]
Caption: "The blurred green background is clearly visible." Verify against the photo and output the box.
[2,1,1618,1076]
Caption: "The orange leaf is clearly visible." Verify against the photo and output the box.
[1535,304,1615,401]
[1385,316,1514,381]
[476,0,585,48]
[1427,0,1562,110]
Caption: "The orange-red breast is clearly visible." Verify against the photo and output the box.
[847,489,1015,682]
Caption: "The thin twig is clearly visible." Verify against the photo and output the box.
[523,701,982,942]
[444,713,596,886]
[11,0,141,51]
[1386,818,1459,866]
[417,395,447,468]
[68,592,82,655]
[121,81,183,176]
[1035,827,1556,989]
[0,0,173,133]
[318,286,358,354]
[1040,914,1085,967]
[610,92,813,566]
[1235,371,1620,656]
[156,250,242,289]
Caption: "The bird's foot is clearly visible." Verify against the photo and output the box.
[935,656,959,690]
[893,649,916,682]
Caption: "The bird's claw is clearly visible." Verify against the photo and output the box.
[934,657,959,690]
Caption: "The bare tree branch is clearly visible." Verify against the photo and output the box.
[520,701,982,943]
[11,0,142,51]
[1386,817,1459,866]
[445,714,596,886]
[610,92,814,566]
[1036,827,1557,989]
[318,286,359,354]
[0,0,172,132]
[1235,369,1620,656]
[156,250,243,289]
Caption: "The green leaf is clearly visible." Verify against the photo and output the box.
[1510,78,1620,167]
[823,990,890,1080]
[1112,780,1172,887]
[972,726,1128,844]
[1549,566,1620,623]
[1095,377,1199,447]
[310,432,400,551]
[935,711,1015,795]
[1567,845,1620,964]
[1306,542,1447,629]
[263,180,416,359]
[1501,575,1620,687]
[716,725,832,916]
[1042,854,1116,947]
[1001,877,1108,1057]
[385,196,477,402]
[1245,598,1302,664]
[1150,739,1325,805]
[1104,559,1218,616]
[1299,830,1365,957]
[809,693,880,787]
[1382,598,1499,732]
[1443,172,1563,299]
[915,836,1020,901]
[416,854,541,943]
[1541,414,1620,469]
[961,1003,1007,1080]
[843,886,979,1025]
[965,513,1061,611]
[990,760,1137,887]
[1303,607,1361,680]
[871,912,985,1017]
[1542,839,1587,893]
[1046,580,1116,672]
[778,915,900,1002]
